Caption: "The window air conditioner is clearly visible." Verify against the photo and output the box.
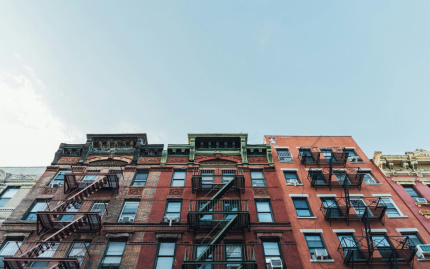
[416,198,428,203]
[49,183,60,188]
[119,216,134,223]
[416,244,430,259]
[350,157,360,162]
[314,249,329,261]
[268,258,283,269]
[287,179,299,186]
[163,215,180,226]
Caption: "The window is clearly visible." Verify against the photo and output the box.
[0,240,22,268]
[164,201,182,221]
[24,200,49,221]
[198,200,213,221]
[337,234,364,260]
[284,171,300,185]
[50,171,70,186]
[378,197,402,217]
[344,149,361,162]
[350,199,370,217]
[201,170,214,188]
[171,171,186,187]
[91,202,109,218]
[224,200,239,220]
[225,244,242,268]
[256,201,273,222]
[321,198,343,218]
[196,245,212,269]
[299,148,314,163]
[292,198,312,217]
[82,170,100,181]
[118,201,139,222]
[277,149,293,162]
[68,242,90,265]
[154,242,176,269]
[371,234,393,259]
[404,186,422,200]
[304,233,330,260]
[101,241,126,268]
[222,170,235,183]
[363,172,378,185]
[29,243,59,267]
[262,240,282,268]
[0,188,19,207]
[58,202,80,221]
[251,170,266,187]
[334,171,351,185]
[132,170,148,186]
[320,148,336,163]
[309,170,326,185]
[401,232,424,249]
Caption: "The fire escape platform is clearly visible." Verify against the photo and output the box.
[191,168,245,193]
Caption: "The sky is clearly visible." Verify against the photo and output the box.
[0,1,429,166]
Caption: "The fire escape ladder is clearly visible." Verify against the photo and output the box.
[363,210,375,260]
[343,178,351,225]
[199,178,235,213]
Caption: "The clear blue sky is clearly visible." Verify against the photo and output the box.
[0,1,429,166]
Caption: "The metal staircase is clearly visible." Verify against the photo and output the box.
[4,172,119,269]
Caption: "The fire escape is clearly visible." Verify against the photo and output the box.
[300,147,416,268]
[183,167,256,269]
[4,172,119,269]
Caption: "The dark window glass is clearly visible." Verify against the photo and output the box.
[292,198,312,217]
[304,233,329,259]
[101,241,126,268]
[171,171,186,187]
[155,242,176,269]
[262,240,282,269]
[284,171,300,185]
[132,170,148,186]
[256,201,273,222]
[0,188,19,207]
[251,171,266,187]
[404,186,422,199]
[24,200,49,221]
[277,149,293,162]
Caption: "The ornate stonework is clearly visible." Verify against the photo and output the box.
[392,177,416,185]
[127,188,143,196]
[166,157,188,163]
[248,157,268,163]
[373,149,430,177]
[169,188,184,195]
[58,157,81,164]
[87,155,133,164]
[137,157,162,164]
[419,210,430,219]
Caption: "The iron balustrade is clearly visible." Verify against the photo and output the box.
[191,168,244,193]
[298,147,349,167]
[320,197,387,225]
[308,167,365,190]
[183,244,257,269]
[3,241,90,269]
[64,173,119,194]
[36,212,102,237]
[338,236,416,267]
[187,200,250,231]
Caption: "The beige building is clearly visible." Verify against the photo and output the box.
[0,167,46,223]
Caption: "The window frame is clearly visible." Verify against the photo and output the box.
[401,232,425,249]
[0,187,19,207]
[292,197,313,217]
[304,233,331,260]
[0,239,23,268]
[362,172,378,185]
[91,201,109,219]
[23,200,49,221]
[299,148,315,163]
[276,148,293,162]
[50,170,71,186]
[132,170,149,186]
[261,239,284,268]
[118,201,139,222]
[255,200,274,222]
[403,185,422,200]
[376,196,404,218]
[100,241,126,269]
[250,170,266,187]
[163,201,182,221]
[344,149,362,162]
[170,171,186,187]
[283,171,301,185]
[153,241,176,269]
[67,241,90,266]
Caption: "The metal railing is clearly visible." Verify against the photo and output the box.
[298,147,349,166]
[308,167,365,190]
[191,168,244,193]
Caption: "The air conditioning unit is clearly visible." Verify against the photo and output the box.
[268,258,283,269]
[163,215,180,226]
[314,249,329,261]
[119,216,134,223]
[350,157,360,162]
[416,244,430,259]
[49,183,60,188]
[416,198,428,203]
[287,179,299,186]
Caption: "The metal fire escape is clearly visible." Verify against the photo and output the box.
[183,167,256,269]
[4,172,119,269]
[300,147,416,268]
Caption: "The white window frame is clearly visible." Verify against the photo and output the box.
[118,201,139,222]
[373,195,407,218]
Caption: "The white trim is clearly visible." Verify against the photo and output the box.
[360,168,372,171]
[310,259,335,263]
[333,229,356,233]
[344,147,356,149]
[317,194,336,197]
[349,194,364,197]
[370,229,388,233]
[274,146,289,149]
[372,194,392,197]
[281,168,298,171]
[298,216,317,219]
[306,168,322,171]
[397,228,419,233]
[300,229,323,233]
[289,194,309,197]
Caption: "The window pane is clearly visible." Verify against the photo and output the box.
[256,202,270,212]
[363,173,376,184]
[156,257,174,269]
[103,256,122,264]
[32,201,48,212]
[1,188,19,199]
[167,202,181,213]
[251,171,264,179]
[171,180,185,187]
[263,242,280,256]
[123,202,139,213]
[173,171,186,179]
[159,243,175,256]
[258,213,273,222]
[106,242,126,256]
[252,180,265,187]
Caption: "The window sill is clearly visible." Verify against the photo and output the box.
[279,161,294,163]
[286,183,303,186]
[417,258,430,262]
[387,216,408,219]
[365,183,383,186]
[310,259,335,263]
[298,216,317,219]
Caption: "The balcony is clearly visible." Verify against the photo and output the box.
[187,200,250,231]
[338,236,416,267]
[64,173,119,194]
[191,168,244,194]
[320,197,387,225]
[308,167,365,190]
[183,244,257,269]
[4,241,89,269]
[298,147,349,167]
[37,212,102,237]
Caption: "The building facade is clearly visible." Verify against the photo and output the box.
[265,136,430,268]
[373,149,430,235]
[0,167,45,224]
[0,133,301,269]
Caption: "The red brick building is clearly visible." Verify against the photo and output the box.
[0,133,302,269]
[265,136,430,269]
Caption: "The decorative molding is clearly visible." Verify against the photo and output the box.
[137,157,161,164]
[127,188,143,196]
[167,157,188,164]
[169,188,184,195]
[419,210,430,219]
[253,188,268,196]
[150,167,173,172]
[41,187,58,195]
[392,177,416,185]
[58,157,81,164]
[194,155,241,164]
[248,157,268,163]
[416,202,430,208]
[125,167,137,172]
[418,177,430,184]
[46,166,59,172]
